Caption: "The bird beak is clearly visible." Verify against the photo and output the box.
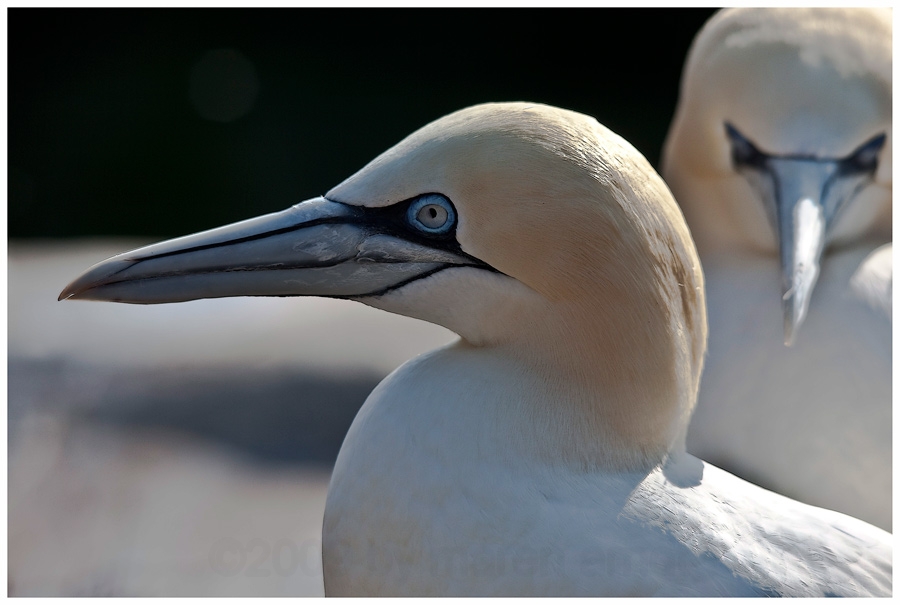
[59,196,480,303]
[767,158,833,346]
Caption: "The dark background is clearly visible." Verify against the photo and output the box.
[10,8,718,239]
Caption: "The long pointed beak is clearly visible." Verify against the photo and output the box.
[768,159,835,346]
[60,196,480,303]
[777,193,826,346]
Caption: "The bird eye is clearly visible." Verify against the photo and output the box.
[725,122,767,169]
[407,194,456,234]
[840,132,886,174]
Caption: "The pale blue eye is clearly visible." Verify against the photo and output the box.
[407,194,456,234]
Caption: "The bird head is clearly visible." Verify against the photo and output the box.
[663,8,891,344]
[62,102,707,466]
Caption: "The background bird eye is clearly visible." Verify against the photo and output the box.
[407,194,456,234]
[840,132,885,174]
[725,122,767,169]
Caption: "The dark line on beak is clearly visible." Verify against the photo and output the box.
[337,262,505,300]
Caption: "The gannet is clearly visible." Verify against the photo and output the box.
[662,8,892,530]
[60,103,891,596]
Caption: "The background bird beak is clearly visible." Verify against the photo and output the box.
[768,159,834,346]
[59,196,476,303]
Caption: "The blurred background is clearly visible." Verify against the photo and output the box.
[8,7,718,596]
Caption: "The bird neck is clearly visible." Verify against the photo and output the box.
[364,225,704,473]
[494,290,694,473]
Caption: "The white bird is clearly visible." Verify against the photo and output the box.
[60,103,891,596]
[662,8,892,530]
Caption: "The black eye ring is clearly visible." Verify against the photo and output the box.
[407,194,456,234]
[840,132,886,174]
[725,122,767,169]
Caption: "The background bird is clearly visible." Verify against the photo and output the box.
[62,102,892,597]
[662,7,891,530]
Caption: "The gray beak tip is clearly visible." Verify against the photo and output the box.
[783,323,797,347]
[781,291,806,347]
[59,280,85,301]
[58,256,139,302]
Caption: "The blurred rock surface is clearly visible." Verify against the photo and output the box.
[8,239,454,596]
